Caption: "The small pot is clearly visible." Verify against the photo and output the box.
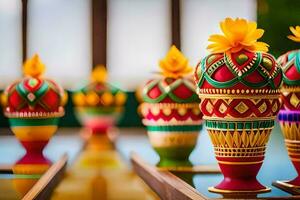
[141,103,202,167]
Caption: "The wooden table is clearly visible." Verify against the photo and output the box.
[122,124,300,199]
[0,128,84,200]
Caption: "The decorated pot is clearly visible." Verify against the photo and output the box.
[2,54,65,160]
[194,18,282,194]
[141,45,202,167]
[72,66,127,134]
[276,26,300,188]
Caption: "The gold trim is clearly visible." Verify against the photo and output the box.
[207,127,274,131]
[208,186,271,194]
[287,152,300,156]
[4,106,65,119]
[148,132,199,147]
[142,119,202,126]
[290,158,300,162]
[208,129,271,148]
[198,93,280,99]
[285,139,300,144]
[281,86,300,93]
[214,146,266,157]
[204,116,276,121]
[141,102,199,109]
[197,88,280,95]
[280,122,300,140]
[217,160,263,165]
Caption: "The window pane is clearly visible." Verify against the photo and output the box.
[0,0,22,88]
[28,0,92,88]
[107,0,171,91]
[181,0,257,66]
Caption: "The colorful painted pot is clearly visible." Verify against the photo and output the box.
[141,46,202,167]
[3,54,65,159]
[141,102,202,167]
[195,49,282,193]
[142,77,202,167]
[72,66,127,134]
[276,49,300,188]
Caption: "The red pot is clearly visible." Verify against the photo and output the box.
[276,50,300,188]
[195,49,282,194]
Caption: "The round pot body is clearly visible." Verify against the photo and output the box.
[142,103,202,167]
[75,107,122,134]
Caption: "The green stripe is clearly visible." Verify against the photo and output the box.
[205,120,274,130]
[147,125,202,132]
[9,117,59,126]
[77,107,120,115]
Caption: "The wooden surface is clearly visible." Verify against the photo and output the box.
[131,153,207,200]
[22,0,28,61]
[171,0,181,49]
[23,154,68,200]
[121,126,300,199]
[131,153,300,200]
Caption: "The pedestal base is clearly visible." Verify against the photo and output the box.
[208,186,271,198]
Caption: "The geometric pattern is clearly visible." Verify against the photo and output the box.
[208,129,271,148]
[281,90,300,110]
[201,97,281,119]
[208,128,272,158]
[280,121,300,141]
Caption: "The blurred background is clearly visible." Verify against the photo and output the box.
[0,0,298,128]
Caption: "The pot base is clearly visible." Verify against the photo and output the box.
[209,177,270,194]
[157,159,192,168]
[208,186,271,195]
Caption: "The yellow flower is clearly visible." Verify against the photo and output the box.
[207,18,269,53]
[91,65,107,83]
[23,54,45,78]
[288,26,300,42]
[159,45,192,78]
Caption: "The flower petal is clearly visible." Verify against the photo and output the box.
[288,35,300,42]
[290,26,300,38]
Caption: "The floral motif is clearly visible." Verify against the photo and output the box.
[288,26,300,42]
[159,45,192,78]
[91,65,107,83]
[207,18,269,53]
[23,54,45,78]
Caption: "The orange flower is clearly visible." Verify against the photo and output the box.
[288,26,300,42]
[159,45,192,78]
[91,65,107,83]
[207,18,269,53]
[23,54,45,78]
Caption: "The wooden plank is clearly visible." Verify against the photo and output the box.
[92,0,107,68]
[131,153,207,200]
[272,181,300,195]
[22,154,68,200]
[171,0,181,49]
[158,164,220,174]
[131,153,167,200]
[22,0,28,61]
[160,171,207,200]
